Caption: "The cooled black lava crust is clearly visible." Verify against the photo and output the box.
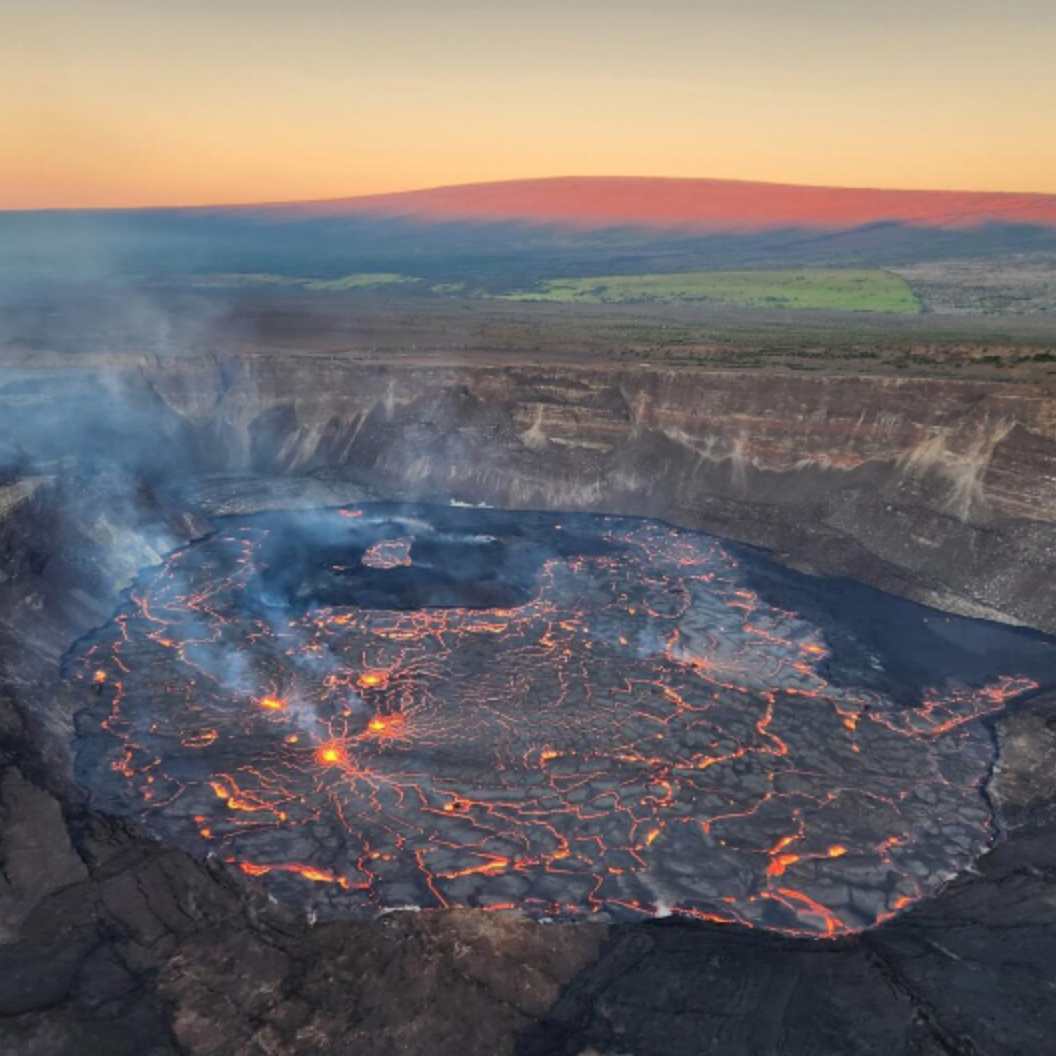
[69,505,1056,935]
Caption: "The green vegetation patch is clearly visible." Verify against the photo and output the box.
[498,269,921,314]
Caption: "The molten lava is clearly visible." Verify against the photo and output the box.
[361,537,413,570]
[316,743,347,767]
[364,713,406,739]
[357,669,389,690]
[69,506,1047,936]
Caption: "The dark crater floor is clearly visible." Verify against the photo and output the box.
[66,505,1056,936]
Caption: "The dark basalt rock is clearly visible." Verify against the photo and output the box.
[2,469,1056,1054]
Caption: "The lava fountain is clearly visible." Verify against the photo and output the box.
[68,505,1053,936]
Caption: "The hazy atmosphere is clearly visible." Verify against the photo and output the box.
[4,0,1056,207]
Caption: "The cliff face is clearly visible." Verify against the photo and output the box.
[141,356,1056,631]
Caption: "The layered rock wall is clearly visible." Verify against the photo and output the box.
[144,357,1056,630]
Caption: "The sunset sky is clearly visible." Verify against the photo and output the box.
[3,0,1055,209]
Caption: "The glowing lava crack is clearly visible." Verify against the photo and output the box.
[70,506,1038,937]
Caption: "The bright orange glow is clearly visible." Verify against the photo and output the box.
[258,696,286,712]
[236,861,352,888]
[93,669,108,685]
[357,670,389,690]
[769,887,847,939]
[316,744,346,766]
[766,853,801,877]
[440,856,510,879]
[4,4,1055,208]
[364,713,407,740]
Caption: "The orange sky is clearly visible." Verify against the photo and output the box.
[4,1,1055,209]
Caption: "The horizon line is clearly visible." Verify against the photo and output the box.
[4,173,1056,216]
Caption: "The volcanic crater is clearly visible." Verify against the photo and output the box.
[67,503,1054,937]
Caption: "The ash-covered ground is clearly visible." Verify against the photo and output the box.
[68,505,1055,936]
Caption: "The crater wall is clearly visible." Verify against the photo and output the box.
[140,356,1056,631]
[3,353,1056,1054]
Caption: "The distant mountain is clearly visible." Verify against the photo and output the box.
[4,177,1056,290]
[245,176,1056,233]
